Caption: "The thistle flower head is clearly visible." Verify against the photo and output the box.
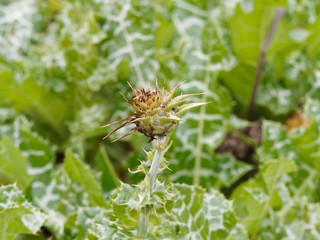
[104,81,206,142]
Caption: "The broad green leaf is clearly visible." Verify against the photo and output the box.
[68,103,108,137]
[258,120,296,163]
[0,69,69,139]
[95,144,120,192]
[31,168,90,214]
[172,184,248,239]
[31,168,92,237]
[258,114,320,204]
[13,234,46,240]
[170,153,252,189]
[164,0,237,188]
[0,185,46,240]
[0,0,37,60]
[219,0,302,117]
[0,107,17,138]
[284,98,320,199]
[231,177,267,235]
[212,154,252,188]
[63,207,127,240]
[256,198,320,239]
[155,15,175,49]
[169,81,235,189]
[0,114,56,176]
[304,98,320,122]
[281,202,320,239]
[85,207,134,240]
[261,158,295,193]
[255,82,298,119]
[0,138,33,190]
[252,101,320,238]
[19,126,55,176]
[100,0,159,87]
[0,113,32,144]
[306,15,320,58]
[289,121,320,167]
[64,151,106,207]
[1,1,320,239]
[230,3,273,64]
[232,157,296,237]
[219,1,275,114]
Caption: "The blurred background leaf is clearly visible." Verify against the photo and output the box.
[1,0,320,239]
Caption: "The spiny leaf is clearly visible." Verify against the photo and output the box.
[64,151,107,207]
[172,184,248,239]
[0,184,46,239]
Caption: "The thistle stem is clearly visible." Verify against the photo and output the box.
[137,205,150,238]
[137,136,166,238]
[149,136,166,194]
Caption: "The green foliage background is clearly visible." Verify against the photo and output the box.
[1,0,320,239]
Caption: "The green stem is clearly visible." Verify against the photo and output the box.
[137,205,150,238]
[149,136,166,194]
[137,136,166,238]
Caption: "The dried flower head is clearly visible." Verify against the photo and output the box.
[104,81,206,142]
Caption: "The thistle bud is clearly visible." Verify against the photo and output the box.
[104,81,206,142]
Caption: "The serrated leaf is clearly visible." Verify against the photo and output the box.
[64,151,106,207]
[64,207,117,240]
[31,167,94,238]
[0,185,46,239]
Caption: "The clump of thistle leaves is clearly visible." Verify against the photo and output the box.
[104,81,205,238]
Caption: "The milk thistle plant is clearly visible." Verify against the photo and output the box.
[105,81,205,238]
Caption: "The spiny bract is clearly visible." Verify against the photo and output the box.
[104,81,206,142]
